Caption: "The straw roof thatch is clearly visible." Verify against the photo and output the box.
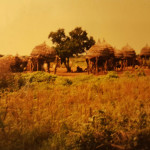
[31,42,56,59]
[114,50,123,59]
[122,44,136,58]
[140,44,150,57]
[19,56,30,63]
[86,40,114,59]
[0,55,16,73]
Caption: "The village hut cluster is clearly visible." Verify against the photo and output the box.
[86,40,150,74]
[0,41,150,74]
[0,42,59,74]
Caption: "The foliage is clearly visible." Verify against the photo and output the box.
[69,27,95,55]
[10,56,23,72]
[0,73,150,149]
[122,71,135,78]
[105,71,118,79]
[48,27,95,72]
[135,68,146,77]
[56,77,73,86]
[0,73,26,92]
[27,71,57,83]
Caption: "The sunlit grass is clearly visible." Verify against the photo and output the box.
[0,72,150,149]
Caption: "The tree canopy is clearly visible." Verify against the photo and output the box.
[69,27,95,55]
[48,27,95,71]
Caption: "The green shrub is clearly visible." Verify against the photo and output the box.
[60,78,73,86]
[0,73,27,91]
[106,71,118,78]
[122,71,135,78]
[28,72,57,83]
[135,68,146,77]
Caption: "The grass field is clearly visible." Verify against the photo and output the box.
[0,71,150,150]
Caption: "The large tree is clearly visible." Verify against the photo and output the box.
[48,27,95,72]
[69,27,95,55]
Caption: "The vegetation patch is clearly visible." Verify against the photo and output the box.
[0,72,150,150]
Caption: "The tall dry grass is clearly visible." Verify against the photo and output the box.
[0,72,150,149]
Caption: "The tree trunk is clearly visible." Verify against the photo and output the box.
[66,57,71,72]
[63,57,71,72]
[47,62,50,73]
[37,61,39,71]
[86,59,89,74]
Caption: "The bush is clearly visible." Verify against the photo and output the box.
[122,71,135,78]
[56,77,73,86]
[135,68,146,77]
[28,72,57,83]
[0,73,26,91]
[106,71,118,79]
[0,72,150,150]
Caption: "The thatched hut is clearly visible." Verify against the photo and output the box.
[140,44,150,58]
[140,44,150,67]
[114,49,124,70]
[29,42,57,73]
[86,40,115,74]
[114,50,123,59]
[121,44,136,69]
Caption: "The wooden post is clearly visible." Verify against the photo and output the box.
[116,62,118,71]
[54,56,58,74]
[126,59,128,70]
[121,60,123,71]
[87,59,89,74]
[30,61,32,71]
[89,59,91,74]
[48,62,50,73]
[105,60,108,73]
[133,58,135,70]
[96,57,98,74]
[37,61,39,71]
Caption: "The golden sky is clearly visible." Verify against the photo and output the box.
[0,0,150,55]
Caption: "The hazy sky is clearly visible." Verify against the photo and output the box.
[0,0,150,55]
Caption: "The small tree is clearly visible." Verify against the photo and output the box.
[48,27,95,72]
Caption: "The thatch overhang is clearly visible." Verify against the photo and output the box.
[114,50,123,59]
[86,40,114,59]
[122,44,136,58]
[19,56,30,62]
[140,44,150,57]
[31,42,56,60]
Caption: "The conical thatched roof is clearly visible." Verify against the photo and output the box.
[31,42,56,58]
[114,49,123,59]
[86,40,114,59]
[122,44,136,58]
[140,44,150,57]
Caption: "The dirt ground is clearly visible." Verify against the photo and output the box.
[50,67,150,77]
